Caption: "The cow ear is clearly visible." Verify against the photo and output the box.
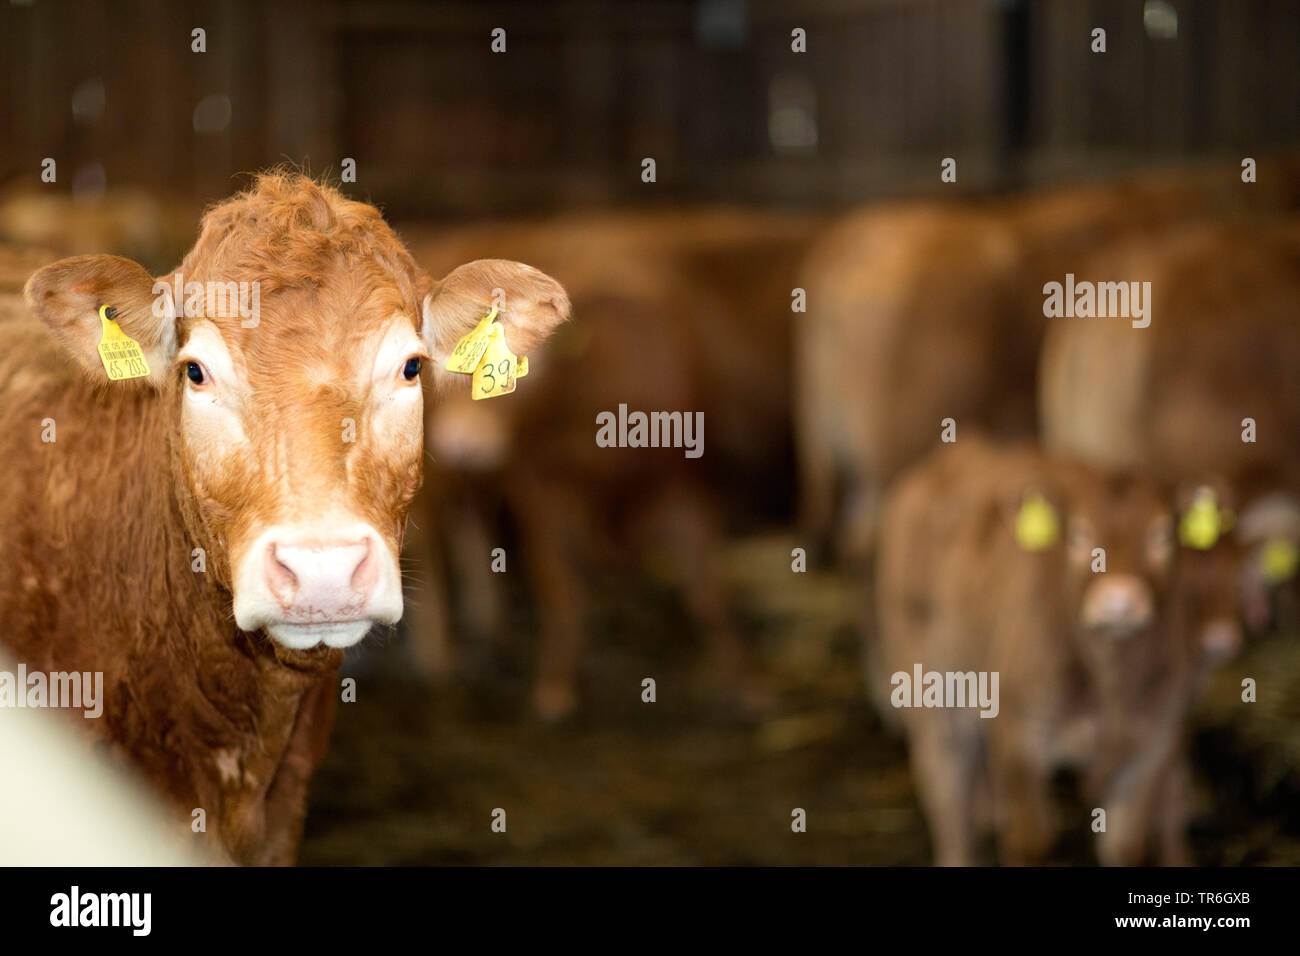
[1174,475,1235,516]
[420,258,570,391]
[1174,475,1237,548]
[998,481,1067,554]
[24,254,178,388]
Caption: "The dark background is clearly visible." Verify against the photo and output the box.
[4,0,1299,217]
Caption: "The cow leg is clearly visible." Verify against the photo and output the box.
[1156,756,1195,866]
[447,498,506,642]
[989,740,1054,865]
[1099,752,1190,867]
[647,482,772,713]
[402,510,456,681]
[838,476,881,563]
[908,715,980,866]
[516,482,587,721]
[1097,794,1152,866]
[794,324,841,554]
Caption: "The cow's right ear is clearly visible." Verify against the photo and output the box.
[24,254,178,388]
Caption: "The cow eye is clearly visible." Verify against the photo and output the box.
[1067,520,1093,558]
[1147,520,1174,561]
[185,361,206,386]
[402,356,422,381]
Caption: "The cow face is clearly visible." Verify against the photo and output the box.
[1056,472,1175,640]
[24,174,569,651]
[1001,466,1174,641]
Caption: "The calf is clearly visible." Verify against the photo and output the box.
[875,439,1204,865]
[1040,222,1300,635]
[0,172,569,863]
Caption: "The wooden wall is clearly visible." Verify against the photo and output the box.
[1,0,1296,215]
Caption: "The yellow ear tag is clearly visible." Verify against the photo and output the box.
[1260,538,1300,585]
[1015,493,1060,552]
[471,323,519,400]
[444,307,499,374]
[1179,488,1222,550]
[516,355,529,379]
[96,305,151,380]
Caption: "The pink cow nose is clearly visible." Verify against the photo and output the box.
[1081,575,1155,637]
[264,536,379,621]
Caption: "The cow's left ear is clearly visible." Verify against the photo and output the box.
[421,258,570,391]
[24,254,178,388]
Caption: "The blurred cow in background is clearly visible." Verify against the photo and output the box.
[797,158,1300,563]
[402,209,820,719]
[0,187,196,275]
[875,439,1221,865]
[1040,221,1300,640]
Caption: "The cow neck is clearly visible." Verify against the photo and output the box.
[1079,616,1192,788]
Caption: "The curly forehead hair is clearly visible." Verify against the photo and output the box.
[179,170,428,313]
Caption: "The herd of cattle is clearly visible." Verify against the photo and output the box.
[0,156,1296,865]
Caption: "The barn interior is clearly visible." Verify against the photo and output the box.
[1,0,1298,866]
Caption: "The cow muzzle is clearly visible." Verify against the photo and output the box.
[1080,575,1156,638]
[1199,616,1243,664]
[232,522,403,649]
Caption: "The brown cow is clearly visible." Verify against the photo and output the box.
[1040,222,1300,635]
[0,187,196,273]
[798,160,1300,561]
[0,244,57,294]
[402,211,819,718]
[404,207,822,523]
[408,245,767,720]
[874,438,1207,865]
[0,172,569,863]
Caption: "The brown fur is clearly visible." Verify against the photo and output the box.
[1040,221,1300,489]
[1,172,568,862]
[875,439,1202,865]
[1040,222,1300,635]
[405,218,795,717]
[798,162,1300,560]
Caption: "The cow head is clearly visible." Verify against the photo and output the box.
[1059,470,1175,641]
[1000,462,1175,642]
[24,173,569,651]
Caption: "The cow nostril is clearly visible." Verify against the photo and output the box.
[350,538,378,595]
[266,543,299,602]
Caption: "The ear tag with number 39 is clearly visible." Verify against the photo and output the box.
[472,323,519,400]
[96,305,151,381]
